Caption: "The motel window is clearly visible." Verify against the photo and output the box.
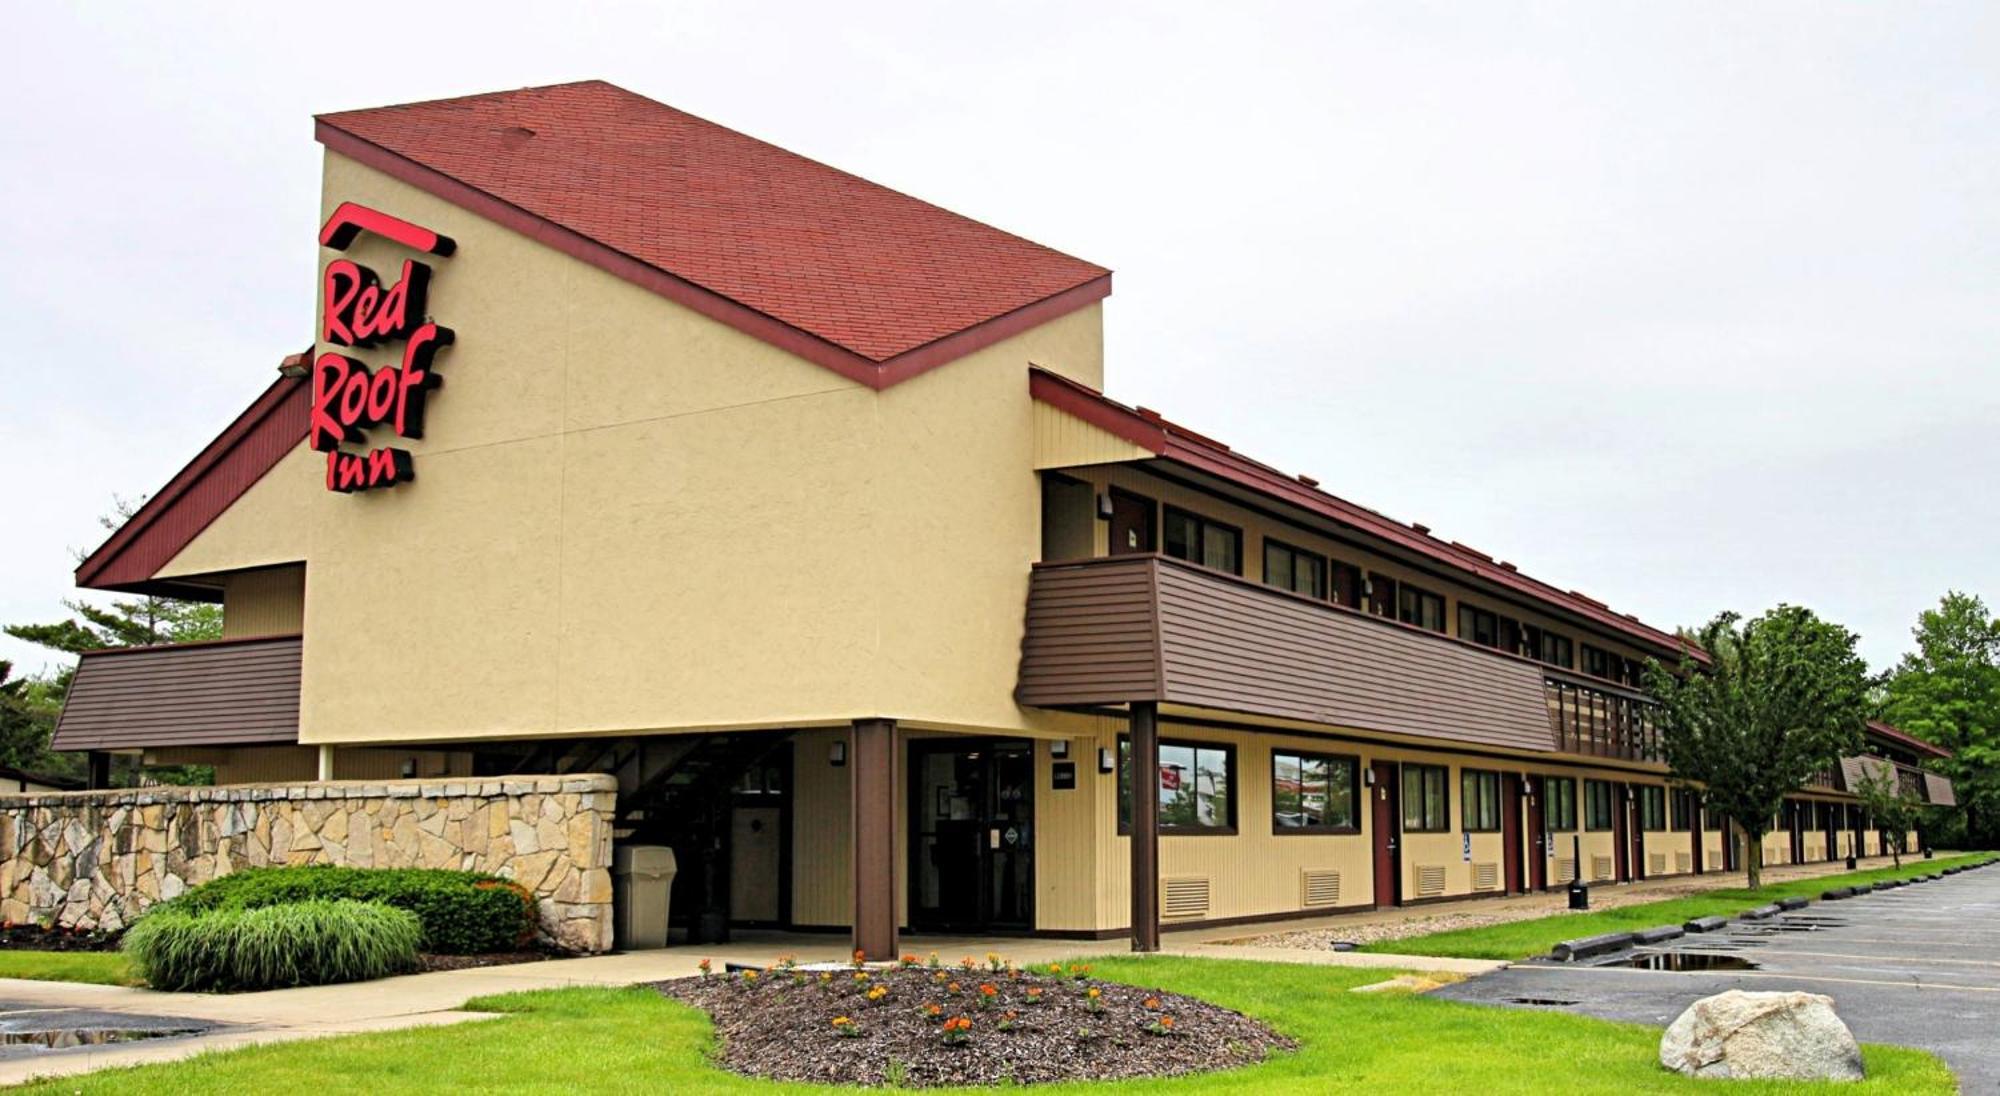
[1118,737,1236,834]
[1401,764,1450,833]
[1584,780,1615,831]
[1365,573,1398,619]
[1540,631,1574,670]
[1545,777,1577,831]
[1670,788,1695,832]
[1330,561,1363,609]
[1398,584,1447,633]
[1459,605,1499,648]
[1271,750,1359,834]
[1582,643,1614,680]
[1163,507,1242,575]
[1461,769,1502,832]
[1262,540,1327,599]
[1639,786,1667,832]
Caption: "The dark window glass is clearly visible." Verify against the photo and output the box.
[1330,562,1363,608]
[1459,605,1499,647]
[1162,506,1241,575]
[1670,789,1694,832]
[1401,764,1449,832]
[1545,777,1577,830]
[1461,769,1502,831]
[1398,585,1446,632]
[1582,644,1613,679]
[1272,750,1359,833]
[1584,779,1615,831]
[1118,737,1235,833]
[1640,786,1667,831]
[1541,631,1574,669]
[1366,573,1398,618]
[1262,540,1327,599]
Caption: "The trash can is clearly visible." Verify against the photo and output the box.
[613,845,677,950]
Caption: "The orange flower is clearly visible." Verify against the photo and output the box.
[1161,1016,1175,1029]
[866,986,889,1001]
[946,981,961,994]
[924,1003,943,1017]
[899,954,919,967]
[1086,987,1100,999]
[978,983,998,997]
[831,1016,853,1027]
[1143,996,1162,1010]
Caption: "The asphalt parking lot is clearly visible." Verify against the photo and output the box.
[0,1003,215,1061]
[1434,863,2000,1090]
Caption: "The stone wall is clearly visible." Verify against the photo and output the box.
[0,774,616,953]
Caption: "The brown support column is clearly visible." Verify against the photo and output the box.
[849,718,899,961]
[1129,701,1160,953]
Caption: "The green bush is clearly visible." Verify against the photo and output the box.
[169,867,535,954]
[123,899,421,992]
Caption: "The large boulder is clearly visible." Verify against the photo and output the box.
[1660,990,1864,1081]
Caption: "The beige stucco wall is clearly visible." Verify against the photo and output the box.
[219,565,305,638]
[160,150,1105,747]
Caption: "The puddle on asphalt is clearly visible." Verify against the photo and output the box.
[0,1027,203,1051]
[1605,952,1761,972]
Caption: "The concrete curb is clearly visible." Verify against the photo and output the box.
[1551,932,1635,962]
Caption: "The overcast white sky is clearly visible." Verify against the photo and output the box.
[1,2,1993,678]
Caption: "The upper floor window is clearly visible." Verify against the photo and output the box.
[1582,643,1615,680]
[1365,573,1398,619]
[1639,786,1667,831]
[1540,631,1574,670]
[1330,561,1363,609]
[1461,769,1502,832]
[1670,788,1695,832]
[1545,776,1577,830]
[1262,540,1327,599]
[1118,736,1237,834]
[1459,605,1499,648]
[1584,779,1616,831]
[1401,764,1450,832]
[1272,750,1359,833]
[1398,584,1447,633]
[1163,506,1241,575]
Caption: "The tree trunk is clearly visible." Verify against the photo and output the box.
[1745,828,1763,890]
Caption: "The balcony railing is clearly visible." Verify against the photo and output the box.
[1543,671,1662,762]
[1021,554,1599,757]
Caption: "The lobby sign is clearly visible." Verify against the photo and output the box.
[310,202,456,492]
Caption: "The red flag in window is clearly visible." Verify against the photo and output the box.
[1160,766,1183,791]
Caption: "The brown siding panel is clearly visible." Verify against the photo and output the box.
[50,637,302,751]
[1018,556,1558,753]
[1923,771,1957,807]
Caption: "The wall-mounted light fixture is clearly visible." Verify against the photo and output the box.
[1050,740,1070,760]
[829,741,847,767]
[1096,493,1115,520]
[399,758,417,779]
[1363,767,1377,786]
[1097,747,1115,774]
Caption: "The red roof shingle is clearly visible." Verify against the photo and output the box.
[317,81,1110,378]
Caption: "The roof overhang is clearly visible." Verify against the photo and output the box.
[50,636,302,752]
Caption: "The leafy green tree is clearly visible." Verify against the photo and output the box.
[1646,606,1870,888]
[1852,762,1922,868]
[0,662,81,782]
[1882,592,2000,849]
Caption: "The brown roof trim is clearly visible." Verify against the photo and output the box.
[316,121,1110,390]
[1865,719,1952,760]
[1029,367,1704,662]
[70,633,304,659]
[75,378,308,592]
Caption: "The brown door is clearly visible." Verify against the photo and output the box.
[1501,773,1524,894]
[1370,762,1399,907]
[1629,789,1647,881]
[1108,490,1155,556]
[1691,799,1705,875]
[1611,783,1630,882]
[1788,801,1805,864]
[1526,776,1548,890]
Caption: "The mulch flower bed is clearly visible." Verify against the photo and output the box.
[656,952,1294,1087]
[0,923,120,952]
[417,949,554,973]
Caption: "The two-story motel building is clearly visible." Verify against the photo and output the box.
[52,82,1952,955]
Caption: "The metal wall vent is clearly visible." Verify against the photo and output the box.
[1649,853,1667,876]
[1472,862,1499,891]
[1591,855,1614,881]
[1300,869,1341,908]
[1162,876,1210,919]
[1415,865,1447,897]
[1555,857,1577,884]
[1675,852,1692,874]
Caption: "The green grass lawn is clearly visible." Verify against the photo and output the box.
[10,956,1954,1094]
[1368,852,1998,961]
[0,949,140,986]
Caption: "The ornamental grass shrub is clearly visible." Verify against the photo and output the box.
[168,866,535,954]
[123,900,421,992]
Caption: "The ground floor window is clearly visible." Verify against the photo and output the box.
[1460,769,1501,831]
[1545,776,1577,830]
[1670,788,1695,832]
[1584,779,1615,831]
[1401,764,1450,832]
[1639,786,1666,831]
[1118,737,1236,834]
[1271,750,1359,833]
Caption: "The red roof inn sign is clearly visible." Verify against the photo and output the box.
[311,203,456,492]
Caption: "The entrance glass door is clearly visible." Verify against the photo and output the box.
[909,739,1034,932]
